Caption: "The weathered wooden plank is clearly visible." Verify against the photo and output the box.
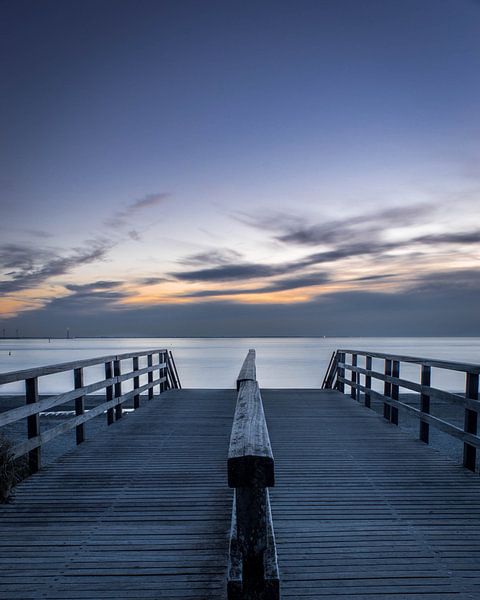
[262,388,480,599]
[236,349,256,390]
[0,389,236,599]
[228,380,274,488]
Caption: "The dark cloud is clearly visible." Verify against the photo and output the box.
[34,281,133,315]
[171,262,288,282]
[236,204,433,247]
[415,231,480,245]
[23,229,54,239]
[136,276,169,286]
[105,192,169,229]
[275,204,433,246]
[0,243,55,272]
[65,281,122,292]
[179,248,244,266]
[182,272,331,297]
[0,239,113,294]
[127,229,141,241]
[6,268,479,337]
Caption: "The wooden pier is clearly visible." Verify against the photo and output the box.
[1,349,480,599]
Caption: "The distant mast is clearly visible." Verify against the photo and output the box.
[66,328,70,340]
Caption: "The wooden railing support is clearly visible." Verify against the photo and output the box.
[26,376,40,473]
[74,367,85,444]
[464,373,479,472]
[365,356,372,408]
[337,352,345,393]
[391,360,399,425]
[350,353,357,400]
[114,359,122,420]
[325,348,480,473]
[0,347,181,468]
[420,365,431,443]
[147,354,154,400]
[133,357,140,409]
[105,361,114,425]
[383,359,392,421]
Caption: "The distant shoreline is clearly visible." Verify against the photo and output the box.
[1,335,480,340]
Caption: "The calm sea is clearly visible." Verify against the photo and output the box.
[0,337,479,395]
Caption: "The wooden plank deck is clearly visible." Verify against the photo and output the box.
[1,388,480,599]
[0,389,237,599]
[263,389,480,599]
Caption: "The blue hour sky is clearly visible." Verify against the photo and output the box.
[1,0,479,336]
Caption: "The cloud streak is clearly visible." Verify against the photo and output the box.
[181,272,331,297]
[0,239,113,294]
[104,192,169,230]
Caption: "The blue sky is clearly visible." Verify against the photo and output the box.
[1,0,479,336]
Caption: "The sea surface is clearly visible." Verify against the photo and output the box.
[0,337,479,395]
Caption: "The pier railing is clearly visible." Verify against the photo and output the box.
[323,349,480,471]
[227,349,280,600]
[0,348,181,473]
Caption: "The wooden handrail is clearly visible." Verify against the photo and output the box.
[0,348,181,473]
[228,351,280,600]
[0,348,171,384]
[323,349,480,472]
[237,349,256,391]
[337,348,480,374]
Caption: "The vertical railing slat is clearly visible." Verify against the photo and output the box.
[25,376,40,473]
[383,359,392,421]
[133,357,140,409]
[147,354,153,399]
[463,372,479,472]
[105,361,114,425]
[337,352,345,393]
[365,355,372,408]
[391,360,399,425]
[420,365,431,443]
[114,359,122,419]
[351,353,357,400]
[74,367,85,444]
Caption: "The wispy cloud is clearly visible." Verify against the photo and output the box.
[41,280,133,314]
[104,192,169,230]
[240,203,434,247]
[0,239,113,294]
[135,276,169,286]
[181,272,331,297]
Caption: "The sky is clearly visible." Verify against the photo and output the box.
[0,0,479,337]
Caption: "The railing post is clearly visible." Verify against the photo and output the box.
[105,361,114,425]
[133,356,140,409]
[351,353,357,400]
[114,358,122,420]
[365,355,372,408]
[463,372,479,472]
[391,360,399,425]
[158,352,163,394]
[159,351,165,393]
[420,365,431,443]
[383,359,392,421]
[74,367,85,444]
[235,486,268,595]
[25,376,40,473]
[337,352,345,393]
[147,354,154,400]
